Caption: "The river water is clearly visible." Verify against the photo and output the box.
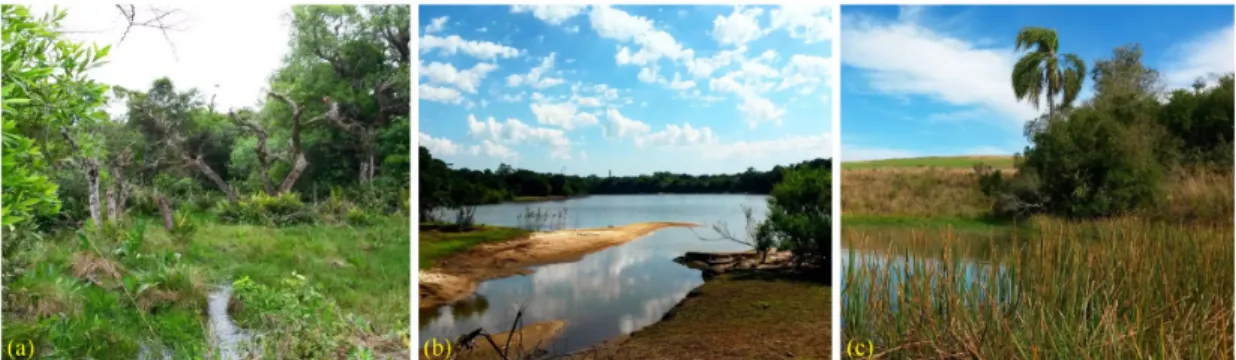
[419,194,768,354]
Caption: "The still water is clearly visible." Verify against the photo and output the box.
[419,194,767,354]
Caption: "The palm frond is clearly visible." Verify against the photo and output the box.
[1014,27,1058,54]
[1059,53,1087,108]
[1012,52,1047,109]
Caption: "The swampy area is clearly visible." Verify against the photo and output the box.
[2,4,412,359]
[840,26,1235,359]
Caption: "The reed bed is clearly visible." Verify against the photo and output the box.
[842,217,1233,359]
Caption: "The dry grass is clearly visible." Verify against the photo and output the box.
[843,218,1233,359]
[842,168,992,218]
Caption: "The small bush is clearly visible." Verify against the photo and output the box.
[231,274,349,358]
[214,193,315,227]
[168,211,197,245]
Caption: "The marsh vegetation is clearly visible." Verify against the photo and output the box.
[842,26,1234,359]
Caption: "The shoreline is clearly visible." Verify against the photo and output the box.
[418,221,700,309]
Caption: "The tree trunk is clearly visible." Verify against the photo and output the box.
[279,153,309,194]
[105,187,117,222]
[191,154,237,202]
[157,196,174,231]
[85,163,102,229]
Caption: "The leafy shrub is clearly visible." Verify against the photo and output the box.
[763,167,831,270]
[1021,107,1164,218]
[168,211,197,245]
[214,192,315,227]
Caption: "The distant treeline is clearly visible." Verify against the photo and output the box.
[419,146,831,210]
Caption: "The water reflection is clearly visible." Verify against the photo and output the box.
[419,195,766,354]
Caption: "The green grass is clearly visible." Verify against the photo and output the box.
[842,155,1015,169]
[419,225,530,269]
[1,215,410,359]
[590,272,830,359]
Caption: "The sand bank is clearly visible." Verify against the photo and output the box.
[419,222,698,309]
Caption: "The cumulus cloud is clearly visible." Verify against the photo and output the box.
[418,61,496,93]
[469,140,517,159]
[604,108,651,138]
[424,16,449,34]
[419,84,463,104]
[634,123,718,148]
[712,6,766,47]
[590,6,693,66]
[418,132,461,155]
[420,34,521,60]
[769,4,832,43]
[507,52,566,89]
[467,115,573,159]
[529,101,600,130]
[511,5,588,25]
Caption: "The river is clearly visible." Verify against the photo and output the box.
[419,194,768,354]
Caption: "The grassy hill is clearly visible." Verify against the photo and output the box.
[842,155,1015,170]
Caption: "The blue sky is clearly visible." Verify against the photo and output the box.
[417,5,833,176]
[840,5,1235,161]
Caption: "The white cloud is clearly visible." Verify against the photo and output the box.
[424,16,449,34]
[737,95,785,128]
[419,62,497,93]
[637,65,662,83]
[529,102,599,130]
[634,123,718,148]
[573,96,602,107]
[712,6,766,47]
[589,6,693,66]
[842,13,1038,125]
[467,115,573,159]
[420,34,521,60]
[506,52,566,89]
[777,54,830,91]
[1163,25,1235,89]
[419,84,463,104]
[604,108,651,138]
[666,73,696,90]
[769,4,833,43]
[419,132,461,155]
[470,140,517,159]
[684,47,744,79]
[705,132,833,159]
[511,5,588,25]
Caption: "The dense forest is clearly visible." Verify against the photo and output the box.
[3,5,410,358]
[418,146,831,215]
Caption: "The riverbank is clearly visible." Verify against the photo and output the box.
[418,221,699,308]
[574,270,829,360]
[1,216,410,358]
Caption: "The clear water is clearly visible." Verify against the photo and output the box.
[419,194,768,354]
[840,247,1011,328]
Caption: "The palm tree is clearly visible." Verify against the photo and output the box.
[1011,27,1086,121]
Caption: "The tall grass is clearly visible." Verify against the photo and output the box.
[842,217,1233,359]
[516,207,570,231]
[843,168,993,218]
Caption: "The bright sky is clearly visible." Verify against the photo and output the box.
[417,5,835,176]
[840,5,1235,161]
[40,4,291,116]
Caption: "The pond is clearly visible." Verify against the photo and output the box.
[419,194,767,354]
